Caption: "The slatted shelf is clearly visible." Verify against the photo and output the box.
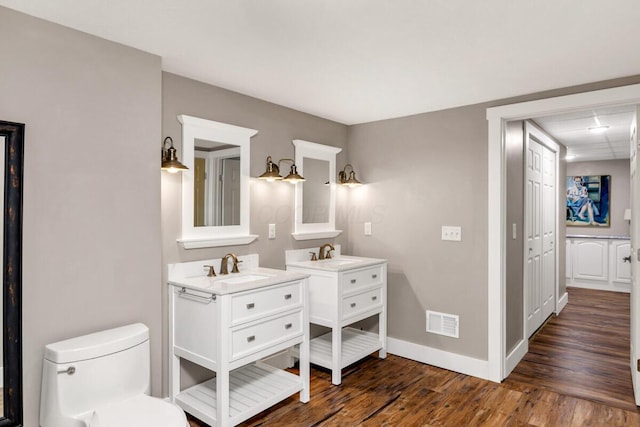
[176,362,302,426]
[299,327,382,370]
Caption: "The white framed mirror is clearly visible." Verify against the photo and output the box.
[177,115,258,249]
[292,139,342,240]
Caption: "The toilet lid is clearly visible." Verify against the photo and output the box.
[90,394,187,427]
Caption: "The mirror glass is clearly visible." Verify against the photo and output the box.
[194,139,241,227]
[293,139,343,240]
[177,115,258,249]
[302,157,330,224]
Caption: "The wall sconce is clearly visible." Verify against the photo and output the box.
[161,136,188,173]
[338,164,362,188]
[258,156,305,183]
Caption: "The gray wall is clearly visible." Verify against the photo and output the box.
[505,121,525,354]
[347,78,640,362]
[566,159,631,237]
[347,104,490,359]
[161,72,348,389]
[0,7,162,426]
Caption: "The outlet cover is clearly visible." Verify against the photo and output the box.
[441,226,462,241]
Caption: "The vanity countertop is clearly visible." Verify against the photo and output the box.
[286,255,387,272]
[566,234,630,240]
[168,266,309,295]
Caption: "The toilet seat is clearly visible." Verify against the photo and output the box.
[89,394,187,427]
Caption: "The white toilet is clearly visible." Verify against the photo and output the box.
[40,323,187,427]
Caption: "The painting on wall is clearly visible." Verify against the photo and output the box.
[566,175,610,227]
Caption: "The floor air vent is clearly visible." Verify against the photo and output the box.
[426,310,459,338]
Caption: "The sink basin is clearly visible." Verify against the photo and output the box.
[217,274,271,284]
[321,259,357,266]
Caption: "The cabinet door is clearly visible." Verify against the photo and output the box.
[566,239,572,281]
[611,241,632,283]
[573,239,608,281]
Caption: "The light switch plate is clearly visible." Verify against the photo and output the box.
[441,226,462,241]
[268,224,276,240]
[364,222,372,235]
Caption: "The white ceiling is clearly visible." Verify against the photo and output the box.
[534,106,635,162]
[2,1,640,125]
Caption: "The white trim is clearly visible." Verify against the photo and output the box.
[387,337,490,380]
[504,339,528,378]
[292,139,342,238]
[177,115,258,249]
[487,83,640,382]
[291,230,342,240]
[557,291,569,313]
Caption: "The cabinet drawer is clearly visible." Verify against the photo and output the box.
[231,281,302,324]
[342,288,382,319]
[342,265,383,292]
[231,310,303,360]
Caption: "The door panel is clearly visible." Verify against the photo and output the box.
[542,146,556,319]
[525,124,557,338]
[526,139,543,337]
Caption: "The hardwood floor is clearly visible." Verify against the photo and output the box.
[505,287,636,412]
[188,287,639,426]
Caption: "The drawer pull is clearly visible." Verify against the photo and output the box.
[285,323,293,329]
[350,302,356,308]
[350,279,357,284]
[372,274,378,279]
[284,294,292,300]
[247,335,256,343]
[246,303,255,309]
[372,296,378,301]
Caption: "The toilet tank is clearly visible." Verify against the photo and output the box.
[40,323,151,426]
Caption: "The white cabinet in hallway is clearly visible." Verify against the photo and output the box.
[566,236,631,292]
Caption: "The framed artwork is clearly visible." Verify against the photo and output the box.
[566,175,610,227]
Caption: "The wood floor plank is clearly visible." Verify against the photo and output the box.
[187,287,639,426]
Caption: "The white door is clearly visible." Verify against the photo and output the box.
[629,110,640,405]
[526,137,543,336]
[525,123,557,337]
[542,145,556,321]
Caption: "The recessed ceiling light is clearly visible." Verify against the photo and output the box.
[565,154,576,160]
[588,125,610,133]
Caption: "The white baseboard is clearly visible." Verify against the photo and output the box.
[557,291,569,314]
[567,282,630,294]
[504,338,527,378]
[387,337,491,381]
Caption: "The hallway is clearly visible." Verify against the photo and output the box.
[505,287,636,411]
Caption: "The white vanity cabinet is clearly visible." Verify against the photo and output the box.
[566,236,631,292]
[168,255,309,427]
[286,248,387,385]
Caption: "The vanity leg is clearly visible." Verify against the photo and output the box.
[378,310,387,359]
[379,273,388,359]
[217,370,230,427]
[168,287,180,401]
[299,279,310,402]
[331,326,342,385]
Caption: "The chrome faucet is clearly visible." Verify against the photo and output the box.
[220,253,242,274]
[318,243,335,260]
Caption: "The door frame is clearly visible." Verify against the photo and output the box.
[486,83,640,381]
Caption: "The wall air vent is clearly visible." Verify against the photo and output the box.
[426,310,459,338]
